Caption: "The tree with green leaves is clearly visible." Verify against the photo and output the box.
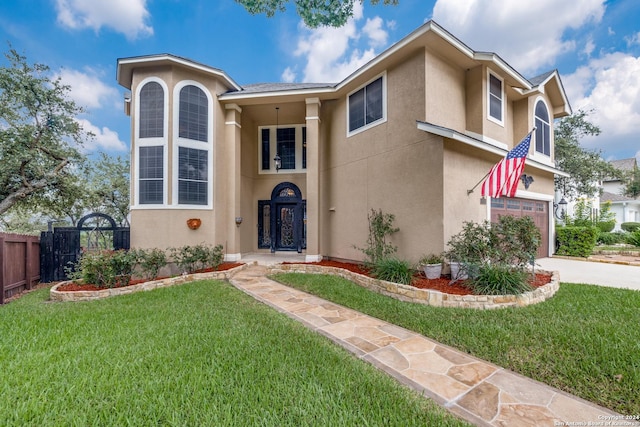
[622,164,640,199]
[0,48,91,216]
[553,110,618,199]
[236,0,398,28]
[85,153,130,227]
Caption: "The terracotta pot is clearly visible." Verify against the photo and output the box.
[187,218,201,230]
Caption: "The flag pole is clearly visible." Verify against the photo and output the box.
[467,171,491,195]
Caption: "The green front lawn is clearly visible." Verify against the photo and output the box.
[273,273,640,415]
[0,281,469,427]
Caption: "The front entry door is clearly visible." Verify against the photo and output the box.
[276,203,298,251]
[258,182,306,253]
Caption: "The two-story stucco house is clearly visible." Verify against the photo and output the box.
[116,20,571,263]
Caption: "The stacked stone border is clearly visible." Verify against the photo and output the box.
[268,263,560,309]
[50,262,255,302]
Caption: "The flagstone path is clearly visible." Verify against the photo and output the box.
[229,264,637,427]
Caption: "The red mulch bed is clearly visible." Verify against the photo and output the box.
[285,259,552,296]
[57,263,245,292]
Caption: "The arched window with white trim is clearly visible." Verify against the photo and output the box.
[534,100,550,156]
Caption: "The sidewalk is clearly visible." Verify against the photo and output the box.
[229,264,633,427]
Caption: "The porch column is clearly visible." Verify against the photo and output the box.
[224,104,242,261]
[305,98,322,262]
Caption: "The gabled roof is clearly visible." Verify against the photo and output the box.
[611,158,637,172]
[117,53,241,91]
[116,20,572,118]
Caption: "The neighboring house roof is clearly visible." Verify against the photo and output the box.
[603,157,637,182]
[601,191,636,203]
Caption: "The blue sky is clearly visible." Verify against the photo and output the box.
[1,0,639,161]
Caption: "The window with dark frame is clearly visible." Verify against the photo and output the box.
[277,127,296,170]
[261,128,270,170]
[349,76,384,133]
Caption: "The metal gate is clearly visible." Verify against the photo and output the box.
[39,213,130,283]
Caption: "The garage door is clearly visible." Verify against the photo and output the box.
[490,198,549,259]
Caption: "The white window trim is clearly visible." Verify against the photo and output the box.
[258,124,307,175]
[133,77,169,209]
[172,80,214,209]
[347,72,387,137]
[532,96,552,160]
[487,69,505,127]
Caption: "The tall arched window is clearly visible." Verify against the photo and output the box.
[139,82,164,138]
[179,85,208,142]
[535,100,550,156]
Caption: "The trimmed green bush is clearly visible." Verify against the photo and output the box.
[621,222,640,233]
[69,249,138,288]
[556,226,598,257]
[372,258,413,285]
[470,264,532,295]
[134,248,168,280]
[170,243,224,274]
[596,220,615,233]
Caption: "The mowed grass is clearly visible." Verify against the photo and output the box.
[273,273,640,415]
[0,281,469,427]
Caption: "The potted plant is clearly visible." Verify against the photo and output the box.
[418,253,443,280]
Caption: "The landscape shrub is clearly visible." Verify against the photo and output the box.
[444,216,540,268]
[169,243,224,274]
[470,264,532,295]
[134,248,168,280]
[596,231,627,246]
[626,229,640,247]
[69,250,138,288]
[556,226,598,257]
[621,222,640,233]
[371,258,413,285]
[355,209,399,267]
[596,220,616,233]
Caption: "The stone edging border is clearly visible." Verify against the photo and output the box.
[268,264,560,309]
[49,262,255,302]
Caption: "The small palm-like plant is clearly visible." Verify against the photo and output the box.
[372,258,414,285]
[470,264,532,295]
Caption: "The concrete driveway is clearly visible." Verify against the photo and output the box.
[536,257,640,291]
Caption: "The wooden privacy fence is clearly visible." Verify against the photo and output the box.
[0,233,41,304]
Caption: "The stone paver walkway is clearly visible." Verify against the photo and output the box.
[229,264,636,427]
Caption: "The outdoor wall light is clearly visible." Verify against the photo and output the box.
[520,174,534,189]
[553,198,568,220]
[274,154,281,172]
[235,217,243,226]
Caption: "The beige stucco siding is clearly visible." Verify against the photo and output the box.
[424,48,466,131]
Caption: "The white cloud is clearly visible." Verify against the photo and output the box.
[288,2,389,82]
[281,67,296,83]
[432,0,605,75]
[564,52,640,157]
[56,68,119,111]
[55,0,153,39]
[77,118,128,152]
[625,32,640,47]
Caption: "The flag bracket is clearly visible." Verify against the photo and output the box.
[467,171,491,195]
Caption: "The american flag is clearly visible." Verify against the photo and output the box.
[481,132,532,198]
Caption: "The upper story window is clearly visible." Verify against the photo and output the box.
[178,147,208,205]
[488,71,504,125]
[139,82,164,138]
[259,125,306,174]
[179,85,208,142]
[348,74,385,134]
[534,100,551,156]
